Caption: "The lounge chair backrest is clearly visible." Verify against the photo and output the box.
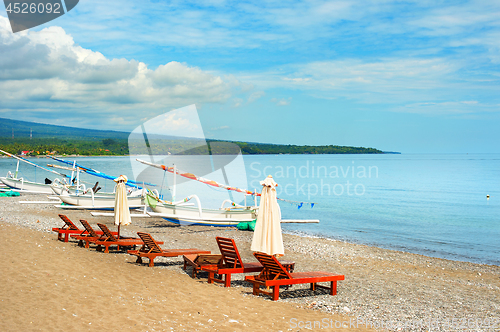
[97,223,118,242]
[216,237,243,268]
[137,232,162,253]
[59,214,79,230]
[80,220,98,238]
[253,252,293,280]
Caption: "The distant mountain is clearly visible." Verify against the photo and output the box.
[0,117,129,140]
[0,117,389,155]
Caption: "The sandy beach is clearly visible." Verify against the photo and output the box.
[1,194,499,331]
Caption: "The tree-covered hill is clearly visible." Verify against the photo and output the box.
[0,117,387,155]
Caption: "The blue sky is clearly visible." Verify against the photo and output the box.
[1,0,499,153]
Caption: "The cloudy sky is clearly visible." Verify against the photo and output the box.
[1,0,499,153]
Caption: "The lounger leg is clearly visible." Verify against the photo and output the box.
[310,283,316,291]
[96,245,102,252]
[330,281,337,295]
[136,257,143,264]
[252,283,260,296]
[224,274,231,287]
[58,233,63,241]
[104,245,110,253]
[148,258,155,267]
[208,272,214,284]
[272,286,280,301]
[64,233,70,242]
[78,240,83,247]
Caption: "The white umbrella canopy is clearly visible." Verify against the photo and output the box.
[114,175,131,238]
[251,175,284,257]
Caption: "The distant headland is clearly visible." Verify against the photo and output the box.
[0,117,398,156]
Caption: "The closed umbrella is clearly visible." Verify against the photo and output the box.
[114,175,131,238]
[251,175,284,257]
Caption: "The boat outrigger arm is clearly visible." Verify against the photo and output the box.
[136,158,259,196]
[48,156,155,189]
[136,158,318,208]
[136,159,316,209]
[0,149,70,179]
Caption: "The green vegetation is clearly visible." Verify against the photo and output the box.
[0,117,386,155]
[233,142,382,154]
[0,137,383,156]
[0,138,129,156]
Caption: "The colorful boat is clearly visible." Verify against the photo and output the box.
[144,191,257,226]
[0,175,54,194]
[0,149,71,194]
[57,190,144,209]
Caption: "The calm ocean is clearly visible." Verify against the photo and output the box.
[1,153,499,266]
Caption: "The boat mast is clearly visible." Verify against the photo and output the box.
[172,164,177,202]
[15,160,20,178]
[0,149,69,179]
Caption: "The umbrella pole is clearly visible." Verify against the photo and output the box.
[117,223,121,239]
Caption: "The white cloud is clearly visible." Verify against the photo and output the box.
[139,105,204,138]
[248,91,265,103]
[211,125,229,131]
[248,57,479,104]
[0,16,236,128]
[271,97,291,106]
[407,3,500,36]
[397,101,495,115]
[283,77,310,83]
[232,98,243,107]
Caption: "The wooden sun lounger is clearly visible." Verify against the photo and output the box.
[201,237,264,287]
[51,214,108,242]
[183,254,223,278]
[70,220,115,248]
[93,223,151,253]
[127,232,210,267]
[245,252,345,301]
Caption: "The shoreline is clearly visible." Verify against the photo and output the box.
[1,194,499,331]
[282,230,500,268]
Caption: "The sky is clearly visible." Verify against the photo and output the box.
[1,0,499,153]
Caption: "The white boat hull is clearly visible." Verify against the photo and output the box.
[58,193,143,209]
[0,177,53,194]
[147,211,254,226]
[50,184,118,196]
[146,194,257,226]
[50,184,85,195]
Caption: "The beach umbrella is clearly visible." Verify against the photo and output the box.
[114,175,131,238]
[251,175,284,257]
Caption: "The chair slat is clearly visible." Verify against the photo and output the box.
[80,220,98,238]
[137,232,162,253]
[59,214,79,230]
[253,252,293,280]
[216,237,243,268]
[97,223,118,242]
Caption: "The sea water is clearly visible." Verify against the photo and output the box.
[1,153,499,265]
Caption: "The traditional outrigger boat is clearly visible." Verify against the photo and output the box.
[0,149,70,194]
[47,156,150,209]
[137,159,262,226]
[57,190,144,209]
[0,175,55,194]
[136,159,319,226]
[144,190,257,226]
